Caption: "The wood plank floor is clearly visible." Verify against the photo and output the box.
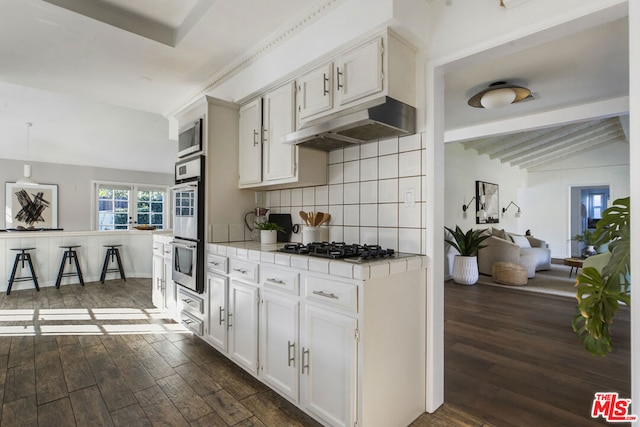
[441,280,631,427]
[0,278,630,426]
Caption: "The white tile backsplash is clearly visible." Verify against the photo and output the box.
[343,160,360,183]
[265,135,427,254]
[379,154,398,180]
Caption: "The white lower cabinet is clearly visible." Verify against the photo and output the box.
[301,303,357,427]
[259,289,299,402]
[152,254,164,309]
[163,255,177,315]
[206,270,228,352]
[228,279,259,374]
[204,245,426,427]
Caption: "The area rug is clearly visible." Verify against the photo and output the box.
[476,263,578,298]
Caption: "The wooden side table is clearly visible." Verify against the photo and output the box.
[563,257,584,278]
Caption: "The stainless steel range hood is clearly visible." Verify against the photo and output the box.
[282,97,416,151]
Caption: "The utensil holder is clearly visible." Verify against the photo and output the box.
[302,226,326,244]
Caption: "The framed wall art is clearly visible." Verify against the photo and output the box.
[475,180,499,224]
[5,183,58,229]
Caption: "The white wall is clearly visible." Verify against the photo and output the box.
[525,141,629,258]
[0,159,173,231]
[445,140,629,260]
[444,142,528,233]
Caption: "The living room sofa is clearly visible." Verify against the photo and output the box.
[477,228,551,278]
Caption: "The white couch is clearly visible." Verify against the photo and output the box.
[477,228,551,278]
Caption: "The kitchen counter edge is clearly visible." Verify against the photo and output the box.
[206,241,427,281]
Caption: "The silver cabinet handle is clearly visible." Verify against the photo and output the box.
[301,347,310,374]
[253,129,259,146]
[182,319,194,325]
[263,128,268,144]
[227,312,233,329]
[209,261,219,266]
[323,73,329,95]
[336,66,343,90]
[312,290,339,299]
[267,278,285,285]
[288,341,295,367]
[233,268,247,274]
[218,307,224,325]
[181,298,193,304]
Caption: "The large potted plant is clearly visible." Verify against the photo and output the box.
[572,229,598,257]
[445,226,490,285]
[573,197,630,355]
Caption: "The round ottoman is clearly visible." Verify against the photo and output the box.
[491,262,528,286]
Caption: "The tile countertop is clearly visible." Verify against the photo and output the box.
[207,241,427,281]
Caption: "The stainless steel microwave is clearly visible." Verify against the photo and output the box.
[178,119,202,158]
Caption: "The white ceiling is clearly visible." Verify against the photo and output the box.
[0,0,631,173]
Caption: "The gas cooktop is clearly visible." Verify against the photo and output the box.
[278,242,414,263]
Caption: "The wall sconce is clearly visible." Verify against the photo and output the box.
[462,197,475,212]
[502,201,522,217]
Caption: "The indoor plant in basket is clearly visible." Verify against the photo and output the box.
[572,229,598,257]
[445,226,490,285]
[255,221,285,244]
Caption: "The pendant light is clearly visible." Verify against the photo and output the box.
[16,122,37,185]
[467,81,532,109]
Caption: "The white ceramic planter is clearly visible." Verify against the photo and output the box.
[452,255,479,285]
[260,230,277,244]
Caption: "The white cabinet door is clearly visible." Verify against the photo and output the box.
[336,37,383,107]
[297,63,333,121]
[228,280,259,374]
[152,255,164,309]
[238,98,263,186]
[301,304,357,427]
[260,290,299,402]
[263,82,296,181]
[207,271,228,352]
[163,257,177,315]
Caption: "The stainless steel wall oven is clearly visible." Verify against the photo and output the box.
[172,155,205,293]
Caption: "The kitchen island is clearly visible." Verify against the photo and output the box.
[1,229,165,291]
[200,240,427,427]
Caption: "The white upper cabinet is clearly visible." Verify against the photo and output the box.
[336,37,383,107]
[297,63,334,121]
[263,82,296,181]
[238,98,263,186]
[238,83,326,190]
[297,29,415,127]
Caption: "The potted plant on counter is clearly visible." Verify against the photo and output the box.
[255,221,285,244]
[445,226,490,285]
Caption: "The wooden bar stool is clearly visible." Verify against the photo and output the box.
[6,248,40,295]
[100,244,126,283]
[55,245,85,288]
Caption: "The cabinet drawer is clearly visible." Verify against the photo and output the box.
[178,289,205,315]
[180,310,203,335]
[305,276,358,313]
[229,258,259,283]
[152,242,164,257]
[261,265,299,295]
[207,253,228,274]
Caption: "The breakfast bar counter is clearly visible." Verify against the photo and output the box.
[0,229,165,292]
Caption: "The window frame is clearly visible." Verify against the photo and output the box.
[92,180,170,231]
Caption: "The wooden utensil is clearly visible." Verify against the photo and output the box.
[299,211,309,225]
[313,212,324,226]
[317,213,331,226]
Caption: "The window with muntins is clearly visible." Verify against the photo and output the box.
[95,183,168,230]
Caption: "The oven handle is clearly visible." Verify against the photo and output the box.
[172,241,197,250]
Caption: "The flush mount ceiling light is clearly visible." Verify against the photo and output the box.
[468,81,532,109]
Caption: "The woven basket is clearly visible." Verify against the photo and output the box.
[491,262,528,286]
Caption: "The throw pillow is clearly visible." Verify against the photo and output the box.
[510,234,531,248]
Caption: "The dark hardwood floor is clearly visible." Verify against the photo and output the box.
[443,280,631,427]
[0,278,631,426]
